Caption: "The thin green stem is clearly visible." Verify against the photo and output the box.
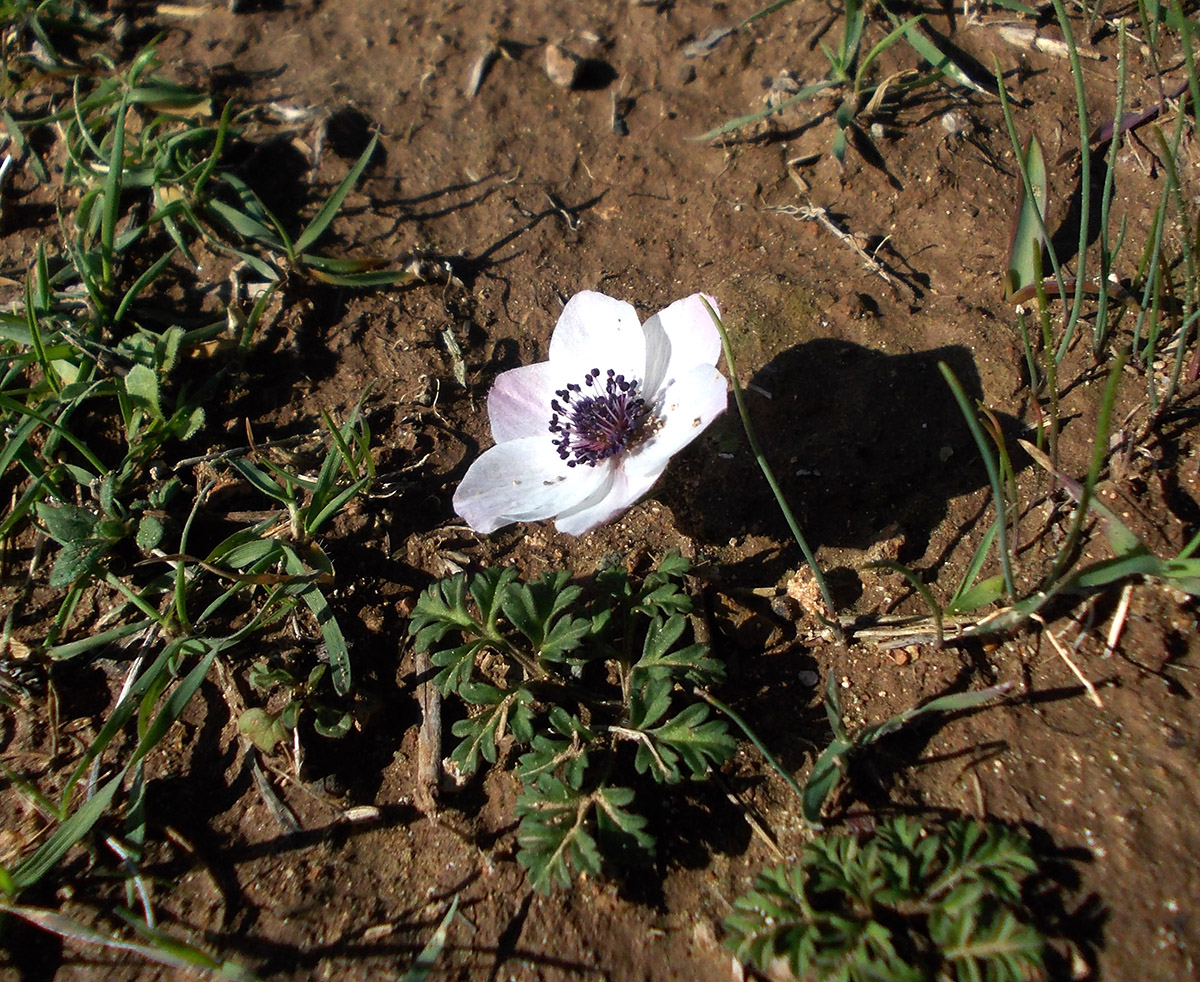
[1092,22,1127,355]
[1153,119,1197,414]
[1050,0,1091,363]
[939,364,1016,600]
[703,300,842,641]
[1042,350,1127,589]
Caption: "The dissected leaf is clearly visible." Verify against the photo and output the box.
[639,703,735,782]
[725,817,1045,982]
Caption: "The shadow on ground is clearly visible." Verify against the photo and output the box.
[669,339,1025,562]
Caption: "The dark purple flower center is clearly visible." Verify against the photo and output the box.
[549,368,649,468]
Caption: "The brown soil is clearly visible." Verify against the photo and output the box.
[3,1,1200,980]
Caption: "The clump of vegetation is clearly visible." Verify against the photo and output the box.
[0,26,394,972]
[724,816,1045,982]
[409,552,736,891]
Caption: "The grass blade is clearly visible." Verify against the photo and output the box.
[293,131,378,255]
[938,364,1015,599]
[1004,135,1048,301]
[690,80,839,142]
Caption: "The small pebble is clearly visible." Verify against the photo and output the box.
[545,43,583,88]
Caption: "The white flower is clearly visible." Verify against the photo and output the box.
[453,291,728,535]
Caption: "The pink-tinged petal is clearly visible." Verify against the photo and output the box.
[641,293,722,396]
[453,437,610,534]
[627,363,727,480]
[555,466,655,535]
[548,291,645,382]
[488,362,558,443]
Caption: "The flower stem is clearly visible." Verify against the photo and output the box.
[703,300,843,641]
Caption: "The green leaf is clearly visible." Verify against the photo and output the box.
[220,536,282,570]
[123,362,163,417]
[313,706,353,739]
[15,645,219,891]
[641,703,735,781]
[49,538,108,589]
[831,123,848,165]
[857,683,1012,749]
[47,620,155,660]
[468,566,518,633]
[639,613,685,661]
[410,574,477,653]
[227,456,290,504]
[802,739,850,823]
[1,903,257,980]
[35,503,97,544]
[593,784,654,855]
[656,550,691,578]
[947,574,1005,617]
[516,777,604,893]
[301,586,351,694]
[115,907,258,980]
[539,613,592,662]
[1020,439,1144,557]
[725,817,1044,981]
[634,615,724,685]
[399,897,457,982]
[448,687,531,774]
[275,544,352,694]
[238,708,287,752]
[431,639,489,693]
[1004,134,1048,301]
[885,11,993,96]
[690,79,841,141]
[135,514,165,551]
[629,675,673,730]
[501,572,580,647]
[293,132,378,255]
[248,662,298,690]
[171,405,205,441]
[306,265,419,288]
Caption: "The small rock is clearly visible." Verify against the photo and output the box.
[545,43,583,88]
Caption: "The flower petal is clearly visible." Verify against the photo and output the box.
[628,363,728,481]
[453,437,611,534]
[642,293,722,396]
[548,291,645,382]
[555,362,726,535]
[488,362,558,443]
[555,466,651,536]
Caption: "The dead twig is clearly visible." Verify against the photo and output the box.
[709,771,786,862]
[415,647,442,815]
[1035,615,1104,708]
[1103,582,1134,659]
[770,196,898,291]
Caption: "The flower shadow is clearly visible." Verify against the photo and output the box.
[668,339,1025,565]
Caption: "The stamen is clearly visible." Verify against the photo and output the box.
[549,367,650,467]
